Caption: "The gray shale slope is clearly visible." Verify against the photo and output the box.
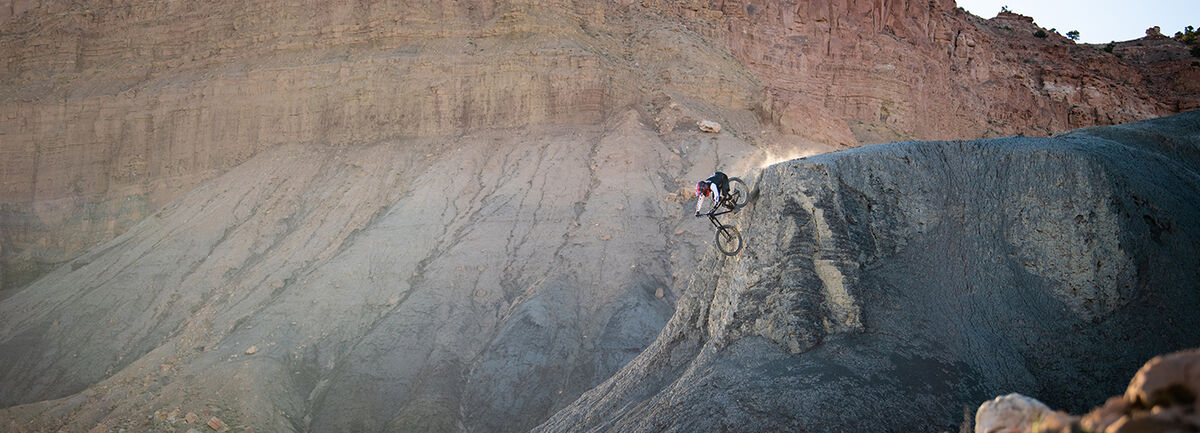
[0,116,779,432]
[537,111,1200,432]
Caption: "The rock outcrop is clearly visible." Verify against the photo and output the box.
[536,111,1200,432]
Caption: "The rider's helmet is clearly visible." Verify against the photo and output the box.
[696,181,709,196]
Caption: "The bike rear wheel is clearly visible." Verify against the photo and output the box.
[715,224,743,256]
[727,177,749,210]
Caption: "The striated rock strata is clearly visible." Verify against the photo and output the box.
[1,0,1193,292]
[637,2,1189,144]
[537,111,1200,432]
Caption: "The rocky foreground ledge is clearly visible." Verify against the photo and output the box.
[537,111,1200,432]
[977,347,1200,433]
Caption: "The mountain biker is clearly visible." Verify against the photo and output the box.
[694,171,730,217]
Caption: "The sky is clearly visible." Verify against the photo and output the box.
[955,0,1198,44]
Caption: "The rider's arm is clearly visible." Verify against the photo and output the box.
[695,191,705,215]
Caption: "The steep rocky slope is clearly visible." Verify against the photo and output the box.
[537,111,1200,432]
[0,115,791,432]
[2,0,1192,293]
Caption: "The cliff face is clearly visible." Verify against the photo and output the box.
[639,1,1180,144]
[0,0,625,291]
[537,111,1200,432]
[1,0,1192,293]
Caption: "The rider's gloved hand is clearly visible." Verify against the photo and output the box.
[694,211,700,217]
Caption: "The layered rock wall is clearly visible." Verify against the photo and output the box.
[0,1,616,290]
[1,0,1189,291]
[640,0,1171,144]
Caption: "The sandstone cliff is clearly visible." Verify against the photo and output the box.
[1,0,1193,293]
[536,111,1200,432]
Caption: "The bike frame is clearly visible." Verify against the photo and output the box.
[702,193,738,228]
[705,208,733,230]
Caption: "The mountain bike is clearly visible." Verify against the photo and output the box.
[696,177,748,256]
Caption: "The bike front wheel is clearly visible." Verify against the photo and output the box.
[727,177,749,210]
[715,224,743,256]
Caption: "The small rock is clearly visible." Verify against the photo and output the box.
[1080,396,1128,433]
[698,120,721,133]
[474,289,487,297]
[974,393,1050,433]
[207,416,228,431]
[386,297,400,306]
[654,287,665,299]
[600,234,612,241]
[245,346,258,355]
[185,412,199,424]
[88,424,108,433]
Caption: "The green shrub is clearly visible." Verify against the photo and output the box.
[1066,30,1080,40]
[1177,25,1198,44]
[1103,42,1115,53]
[1034,29,1048,38]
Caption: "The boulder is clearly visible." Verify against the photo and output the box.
[975,394,1051,433]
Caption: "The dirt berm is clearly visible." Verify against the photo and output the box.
[536,111,1200,432]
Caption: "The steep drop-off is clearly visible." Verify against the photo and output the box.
[538,111,1200,432]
